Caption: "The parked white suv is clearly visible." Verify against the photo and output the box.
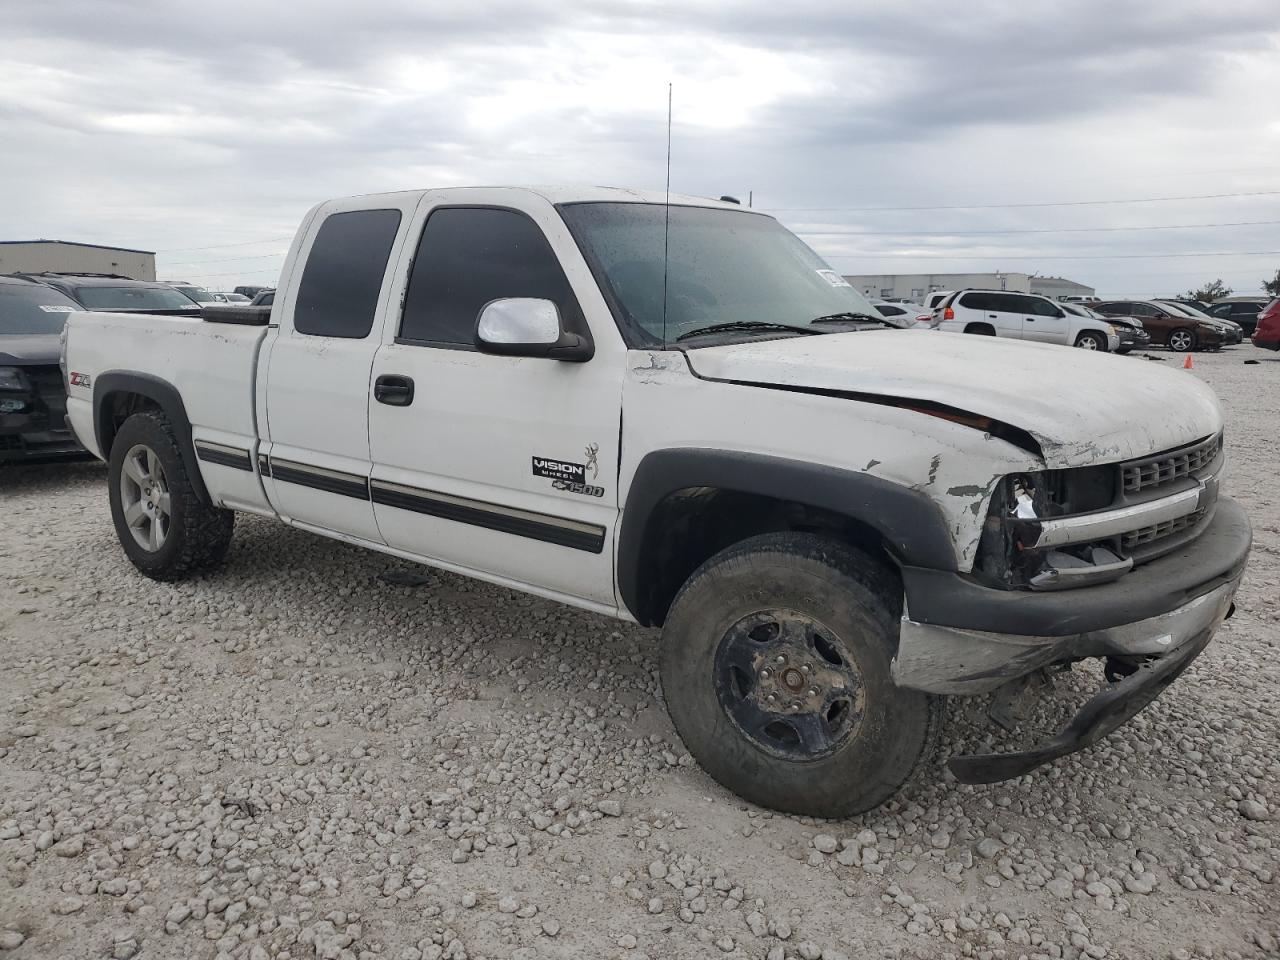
[933,289,1119,350]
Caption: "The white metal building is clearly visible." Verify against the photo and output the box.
[0,240,156,281]
[842,272,1094,302]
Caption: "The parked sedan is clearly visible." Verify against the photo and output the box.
[1062,301,1148,354]
[1251,298,1280,350]
[1208,297,1270,336]
[871,299,928,328]
[1160,300,1244,344]
[0,275,86,463]
[1092,299,1238,352]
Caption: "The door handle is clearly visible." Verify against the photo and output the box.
[374,374,415,406]
[1026,317,1036,322]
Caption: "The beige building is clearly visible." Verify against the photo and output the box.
[0,240,156,281]
[842,271,1095,302]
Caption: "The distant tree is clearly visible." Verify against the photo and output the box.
[1183,278,1233,302]
[1263,268,1280,297]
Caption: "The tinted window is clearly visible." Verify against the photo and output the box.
[400,207,581,346]
[0,282,82,334]
[876,304,905,317]
[1030,297,1062,317]
[295,208,402,338]
[960,291,1001,311]
[1129,302,1160,317]
[1231,302,1262,315]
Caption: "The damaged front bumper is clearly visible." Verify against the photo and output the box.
[892,496,1250,783]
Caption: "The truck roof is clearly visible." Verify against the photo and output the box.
[325,185,765,213]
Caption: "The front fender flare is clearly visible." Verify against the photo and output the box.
[617,448,957,624]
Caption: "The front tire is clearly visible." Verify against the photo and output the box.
[1074,331,1107,351]
[108,411,234,581]
[660,533,941,818]
[1168,328,1197,352]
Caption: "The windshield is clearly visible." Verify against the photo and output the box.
[174,285,215,302]
[1158,301,1213,320]
[1061,301,1106,320]
[76,285,199,310]
[0,282,83,334]
[558,202,880,346]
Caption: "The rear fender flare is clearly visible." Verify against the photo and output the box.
[92,371,210,504]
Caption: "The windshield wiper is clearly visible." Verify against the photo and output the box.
[674,321,821,342]
[810,311,898,328]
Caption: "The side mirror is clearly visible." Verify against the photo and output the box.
[475,298,593,362]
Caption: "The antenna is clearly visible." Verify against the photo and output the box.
[661,82,672,348]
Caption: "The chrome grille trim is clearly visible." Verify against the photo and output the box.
[1122,434,1221,495]
[1122,509,1206,550]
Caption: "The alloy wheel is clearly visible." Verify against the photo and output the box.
[119,444,171,552]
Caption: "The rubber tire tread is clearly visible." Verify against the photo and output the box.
[108,411,234,581]
[660,532,943,818]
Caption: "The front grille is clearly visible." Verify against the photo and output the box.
[1122,434,1220,495]
[1122,509,1205,550]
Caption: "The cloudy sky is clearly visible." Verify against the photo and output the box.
[2,0,1278,297]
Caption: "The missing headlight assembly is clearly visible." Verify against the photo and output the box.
[974,446,1220,592]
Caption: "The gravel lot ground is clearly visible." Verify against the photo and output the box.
[1,347,1277,960]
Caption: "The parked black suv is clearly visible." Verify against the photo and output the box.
[0,276,86,463]
[18,274,202,317]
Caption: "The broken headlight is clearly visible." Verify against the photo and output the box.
[974,466,1120,590]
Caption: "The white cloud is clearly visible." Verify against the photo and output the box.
[0,0,1277,294]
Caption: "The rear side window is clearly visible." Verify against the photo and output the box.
[960,291,1000,311]
[295,209,402,338]
[398,207,582,347]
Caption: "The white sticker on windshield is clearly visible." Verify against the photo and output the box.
[38,305,76,312]
[816,270,851,288]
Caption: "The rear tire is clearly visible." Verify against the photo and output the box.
[659,533,942,818]
[1168,328,1197,352]
[108,411,234,581]
[1074,331,1107,351]
[964,324,996,336]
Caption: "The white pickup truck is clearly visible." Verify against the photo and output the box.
[61,187,1251,817]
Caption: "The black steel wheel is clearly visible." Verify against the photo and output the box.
[661,533,942,817]
[714,610,865,762]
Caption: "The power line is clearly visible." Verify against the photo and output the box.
[154,236,294,254]
[768,189,1280,213]
[822,250,1280,261]
[159,251,287,266]
[796,219,1280,238]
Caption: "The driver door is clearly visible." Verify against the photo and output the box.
[366,197,623,608]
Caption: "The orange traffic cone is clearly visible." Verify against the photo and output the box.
[1183,354,1194,370]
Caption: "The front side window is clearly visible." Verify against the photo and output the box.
[558,202,880,346]
[399,207,582,347]
[75,285,198,311]
[295,208,402,338]
[0,282,82,333]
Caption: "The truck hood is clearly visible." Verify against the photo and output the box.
[684,331,1221,467]
[0,333,61,366]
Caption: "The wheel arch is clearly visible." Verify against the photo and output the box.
[617,449,958,627]
[93,371,210,504]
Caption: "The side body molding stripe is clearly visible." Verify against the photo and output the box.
[194,440,253,471]
[370,479,606,553]
[270,458,370,500]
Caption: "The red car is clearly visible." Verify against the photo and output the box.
[1251,298,1280,350]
